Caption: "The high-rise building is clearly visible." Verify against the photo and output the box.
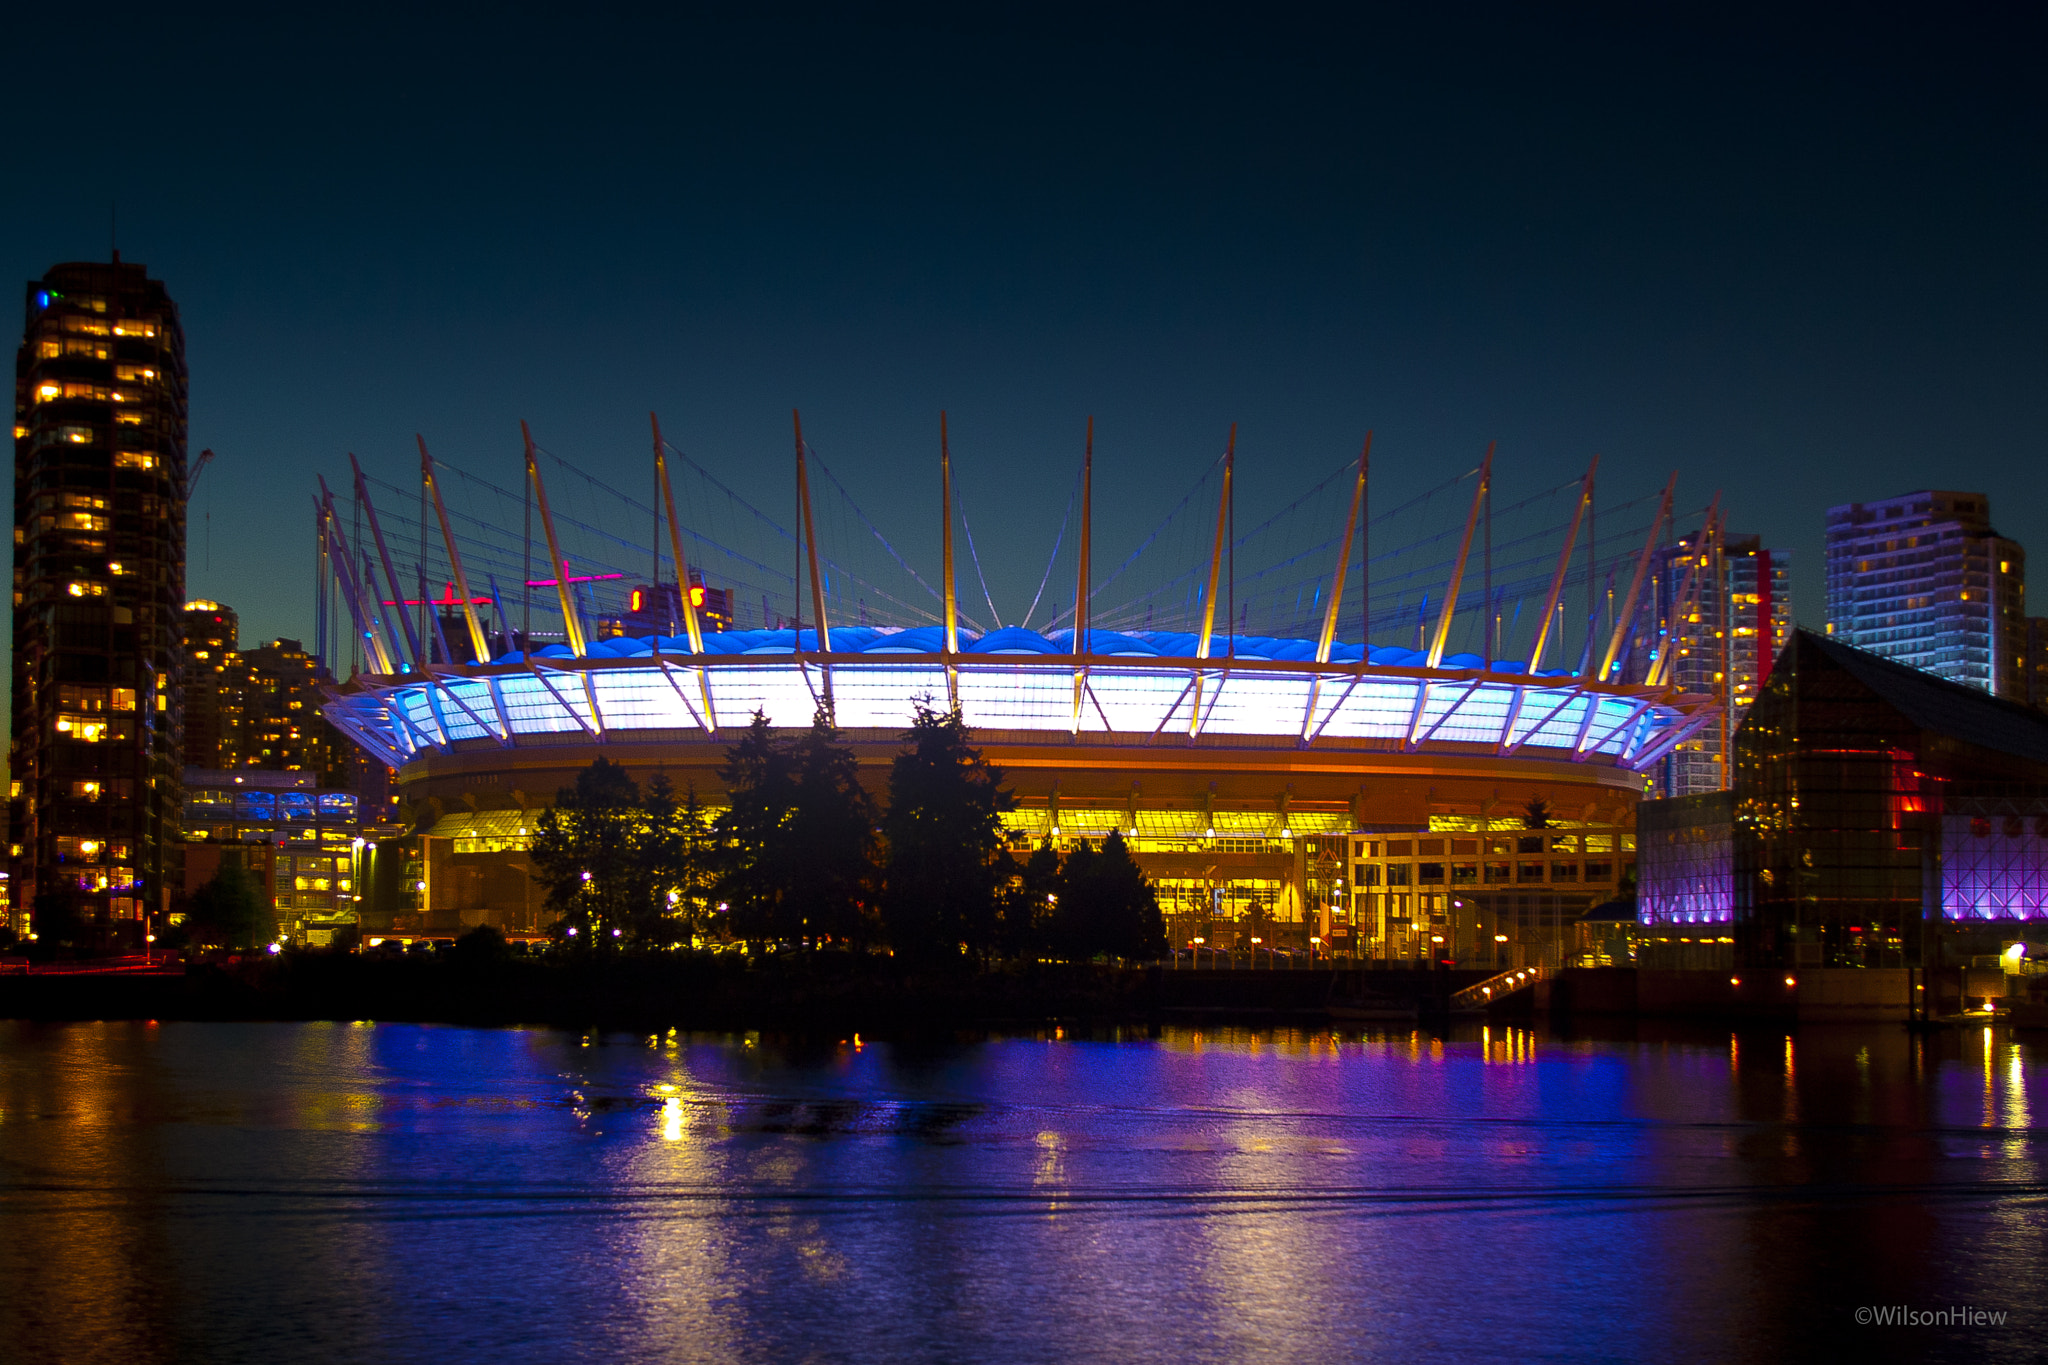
[238,637,347,782]
[181,599,245,769]
[1824,491,2026,699]
[10,259,186,943]
[1650,531,1794,797]
[179,599,354,786]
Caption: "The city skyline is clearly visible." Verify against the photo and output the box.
[3,6,2044,663]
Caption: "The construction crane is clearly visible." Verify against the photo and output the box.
[186,448,215,503]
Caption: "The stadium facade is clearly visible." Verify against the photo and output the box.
[318,418,1719,961]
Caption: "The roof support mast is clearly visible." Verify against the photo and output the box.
[793,410,833,716]
[316,484,398,676]
[1646,494,1721,690]
[523,421,587,658]
[1302,432,1371,741]
[1070,417,1094,735]
[419,436,491,666]
[1425,443,1494,670]
[349,452,423,672]
[650,414,707,653]
[1527,455,1599,674]
[1188,425,1235,738]
[940,412,960,709]
[1598,472,1677,683]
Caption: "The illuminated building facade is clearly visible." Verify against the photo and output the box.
[181,600,245,769]
[1824,490,2026,699]
[316,418,1717,954]
[181,768,364,945]
[1638,630,2048,966]
[10,260,186,943]
[1648,530,1792,797]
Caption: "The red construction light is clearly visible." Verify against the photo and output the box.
[379,582,491,608]
[690,585,705,607]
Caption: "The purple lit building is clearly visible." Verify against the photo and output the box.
[1637,630,2048,968]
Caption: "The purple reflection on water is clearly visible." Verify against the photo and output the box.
[0,1021,2040,1364]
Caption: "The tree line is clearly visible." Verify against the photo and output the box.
[527,703,1167,963]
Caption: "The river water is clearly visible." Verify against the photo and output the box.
[0,1019,2039,1364]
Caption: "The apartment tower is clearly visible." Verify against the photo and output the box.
[1650,529,1794,797]
[1824,491,2025,699]
[10,259,187,943]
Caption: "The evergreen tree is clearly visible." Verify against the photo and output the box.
[185,862,269,949]
[1052,831,1166,961]
[1523,795,1553,830]
[710,712,803,945]
[1009,839,1063,958]
[786,705,878,946]
[529,757,653,945]
[880,700,1015,961]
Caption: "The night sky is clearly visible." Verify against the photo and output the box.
[7,3,2045,656]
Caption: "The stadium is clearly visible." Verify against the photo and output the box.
[317,417,1719,960]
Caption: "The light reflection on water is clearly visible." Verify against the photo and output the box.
[0,1020,2042,1364]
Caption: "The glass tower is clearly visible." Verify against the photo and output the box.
[1824,490,2026,699]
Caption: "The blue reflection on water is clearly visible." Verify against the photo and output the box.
[0,1021,2041,1364]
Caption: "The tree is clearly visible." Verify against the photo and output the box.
[1007,839,1063,958]
[185,863,269,949]
[529,757,657,945]
[711,713,802,945]
[785,706,878,946]
[1523,796,1553,830]
[31,892,87,948]
[880,700,1016,961]
[635,776,714,944]
[1049,832,1166,962]
[712,707,877,948]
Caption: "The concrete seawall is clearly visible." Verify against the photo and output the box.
[1536,967,1916,1022]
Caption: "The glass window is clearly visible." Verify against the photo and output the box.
[1552,862,1580,882]
[235,791,277,819]
[55,714,108,741]
[1584,861,1614,882]
[1385,863,1411,887]
[1418,862,1445,884]
[114,450,155,470]
[1451,862,1478,885]
[1518,835,1544,854]
[1485,861,1511,883]
[1518,862,1545,882]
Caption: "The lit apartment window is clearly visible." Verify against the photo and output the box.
[112,318,157,337]
[114,450,155,470]
[55,714,108,741]
[61,426,94,444]
[66,581,107,597]
[114,365,158,384]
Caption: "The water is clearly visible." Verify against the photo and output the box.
[0,1020,2039,1364]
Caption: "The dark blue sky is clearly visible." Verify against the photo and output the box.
[8,2,2045,651]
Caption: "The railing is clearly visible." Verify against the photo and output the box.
[1449,962,1550,1011]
